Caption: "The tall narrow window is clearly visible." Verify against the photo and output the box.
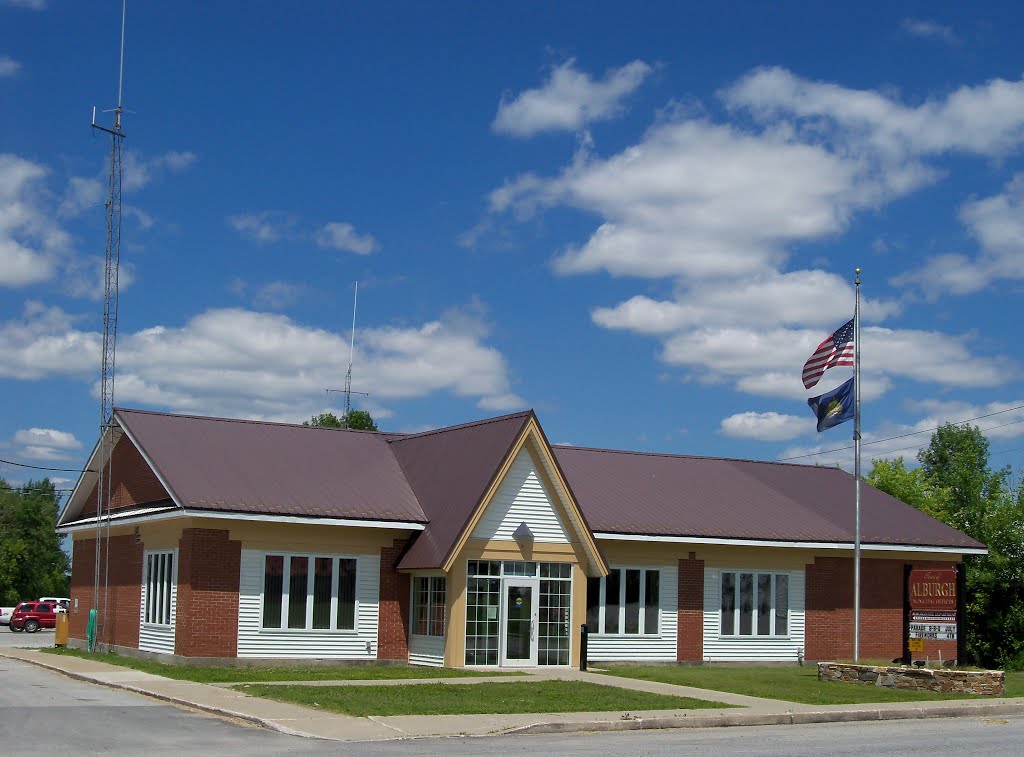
[624,569,641,634]
[604,570,621,633]
[739,573,754,635]
[143,550,175,626]
[411,576,446,637]
[644,570,660,634]
[312,557,333,630]
[263,555,284,628]
[775,574,789,636]
[288,556,309,629]
[336,558,357,630]
[585,577,601,633]
[720,572,735,635]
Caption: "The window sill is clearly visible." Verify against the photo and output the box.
[259,628,359,634]
[140,622,174,629]
[717,635,793,641]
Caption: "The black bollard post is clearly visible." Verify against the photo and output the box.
[580,623,588,671]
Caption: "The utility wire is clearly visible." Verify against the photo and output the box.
[0,457,93,473]
[780,403,1024,462]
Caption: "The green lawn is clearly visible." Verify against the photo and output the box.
[597,664,1013,705]
[235,680,733,717]
[1006,671,1023,697]
[40,648,517,683]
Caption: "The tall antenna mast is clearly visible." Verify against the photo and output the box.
[89,0,127,653]
[343,282,358,427]
[325,281,368,427]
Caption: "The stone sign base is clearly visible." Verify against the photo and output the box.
[817,662,1005,696]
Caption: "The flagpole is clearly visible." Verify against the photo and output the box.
[853,268,862,662]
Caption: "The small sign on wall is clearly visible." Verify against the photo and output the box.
[908,638,924,652]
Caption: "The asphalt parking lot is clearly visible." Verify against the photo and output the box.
[0,625,58,649]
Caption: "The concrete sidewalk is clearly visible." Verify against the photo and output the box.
[3,646,1023,742]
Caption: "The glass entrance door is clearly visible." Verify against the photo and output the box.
[501,580,538,666]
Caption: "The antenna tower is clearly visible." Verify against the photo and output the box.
[89,0,127,652]
[325,282,368,427]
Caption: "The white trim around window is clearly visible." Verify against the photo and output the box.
[719,570,791,638]
[586,566,662,636]
[260,552,359,632]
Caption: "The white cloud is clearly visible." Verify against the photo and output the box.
[0,55,21,77]
[0,154,71,287]
[315,222,379,255]
[2,0,47,8]
[892,173,1024,297]
[719,412,806,441]
[13,428,83,461]
[0,304,524,421]
[59,176,104,217]
[902,18,958,45]
[723,67,1024,158]
[227,211,293,244]
[121,149,197,192]
[493,59,652,137]
[14,428,82,449]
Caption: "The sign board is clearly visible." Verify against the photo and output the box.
[907,568,958,642]
[908,568,957,612]
[908,638,924,652]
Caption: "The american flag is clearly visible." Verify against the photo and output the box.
[802,318,855,389]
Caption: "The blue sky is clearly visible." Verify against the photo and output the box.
[2,1,1024,502]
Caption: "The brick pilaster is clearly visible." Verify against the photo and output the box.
[175,528,241,657]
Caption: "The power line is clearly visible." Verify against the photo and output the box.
[0,457,92,473]
[779,403,1024,462]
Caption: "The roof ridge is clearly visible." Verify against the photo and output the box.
[114,407,392,435]
[553,443,832,470]
[388,410,534,444]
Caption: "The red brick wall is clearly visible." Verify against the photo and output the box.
[677,555,704,661]
[805,556,958,662]
[79,438,170,517]
[174,528,241,658]
[68,534,143,648]
[377,538,411,660]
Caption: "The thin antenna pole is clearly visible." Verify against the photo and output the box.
[343,282,358,427]
[853,268,862,662]
[117,0,126,114]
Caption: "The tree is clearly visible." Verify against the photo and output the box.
[0,478,70,605]
[867,423,1024,670]
[304,410,378,431]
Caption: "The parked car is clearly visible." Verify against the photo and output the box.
[9,602,58,633]
[0,607,13,626]
[38,597,70,613]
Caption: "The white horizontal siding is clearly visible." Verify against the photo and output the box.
[587,565,677,662]
[473,447,569,543]
[408,634,445,667]
[138,549,177,655]
[702,567,806,662]
[237,549,381,659]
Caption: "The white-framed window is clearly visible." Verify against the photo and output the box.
[411,576,446,637]
[585,567,660,635]
[143,550,175,626]
[720,571,789,637]
[261,553,358,631]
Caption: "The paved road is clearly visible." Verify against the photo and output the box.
[2,654,1022,756]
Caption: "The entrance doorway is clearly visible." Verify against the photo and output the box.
[464,560,572,667]
[501,579,538,666]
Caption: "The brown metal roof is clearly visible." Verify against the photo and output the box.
[390,412,533,570]
[114,408,426,523]
[553,445,985,550]
[62,408,983,559]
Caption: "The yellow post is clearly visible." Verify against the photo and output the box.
[54,611,69,647]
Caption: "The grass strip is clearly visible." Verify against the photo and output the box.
[235,679,733,717]
[596,664,1014,705]
[40,647,517,683]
